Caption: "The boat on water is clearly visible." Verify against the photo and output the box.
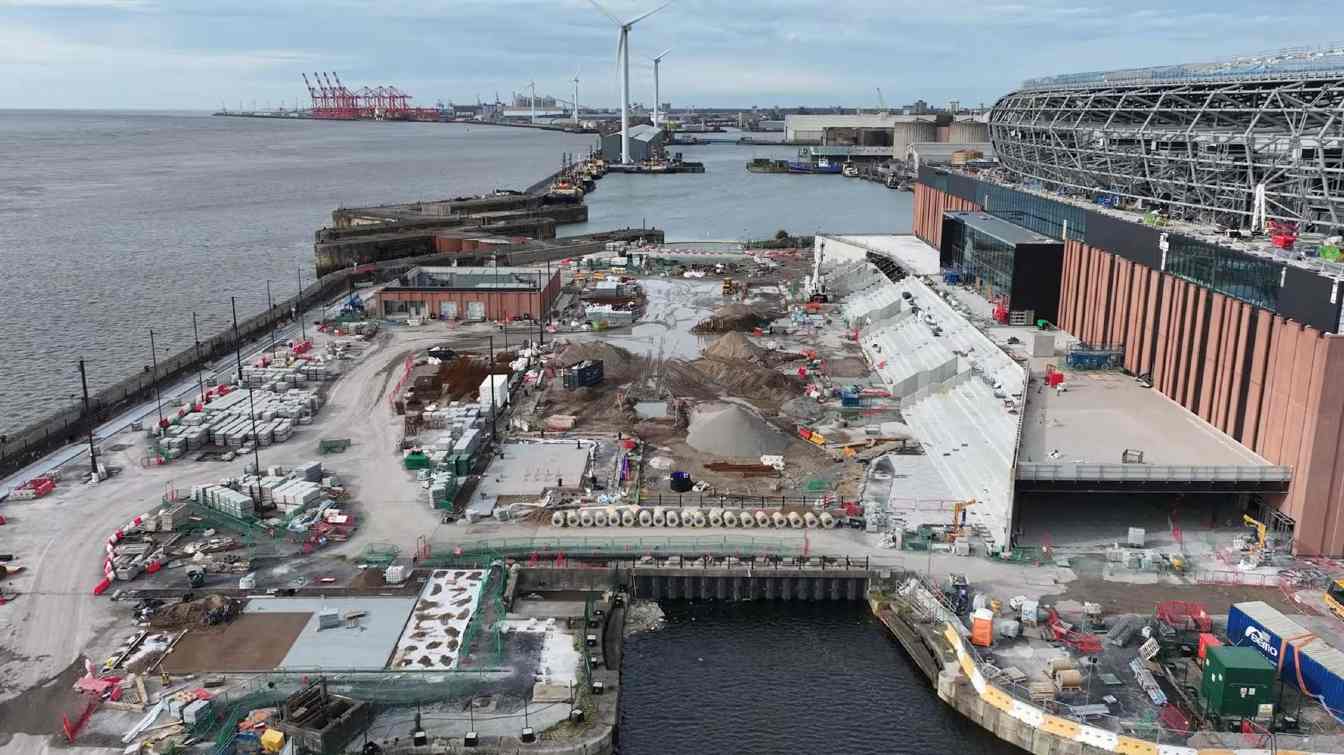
[746,158,790,173]
[842,161,859,178]
[546,177,585,203]
[787,157,843,174]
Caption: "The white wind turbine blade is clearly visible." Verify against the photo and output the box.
[626,0,672,27]
[652,47,672,62]
[587,0,622,25]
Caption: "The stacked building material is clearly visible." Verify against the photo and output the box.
[191,485,255,518]
[271,480,323,515]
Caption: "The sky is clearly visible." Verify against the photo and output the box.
[0,0,1340,110]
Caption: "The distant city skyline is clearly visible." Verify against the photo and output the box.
[0,0,1339,110]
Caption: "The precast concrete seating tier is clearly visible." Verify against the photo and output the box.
[822,260,884,298]
[901,372,1015,549]
[860,313,959,398]
[842,283,904,327]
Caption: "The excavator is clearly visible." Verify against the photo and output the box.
[949,500,977,542]
[1242,514,1268,555]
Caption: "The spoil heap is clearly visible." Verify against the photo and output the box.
[691,303,779,333]
[686,402,791,458]
[702,332,768,365]
[556,341,641,381]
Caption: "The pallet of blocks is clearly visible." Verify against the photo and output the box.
[190,484,255,518]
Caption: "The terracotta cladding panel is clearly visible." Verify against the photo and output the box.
[1281,325,1319,487]
[1111,259,1129,347]
[1092,248,1108,344]
[1172,283,1194,405]
[1165,280,1185,397]
[1291,331,1334,553]
[1140,270,1160,376]
[1072,243,1087,334]
[1097,250,1114,344]
[1153,277,1175,392]
[1243,309,1273,449]
[1125,264,1144,372]
[1060,242,1076,332]
[1185,288,1208,410]
[1220,298,1236,429]
[1225,303,1251,435]
[1200,294,1224,421]
[1313,337,1344,554]
[1261,317,1298,464]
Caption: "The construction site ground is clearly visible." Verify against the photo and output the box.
[10,247,1344,751]
[159,612,311,673]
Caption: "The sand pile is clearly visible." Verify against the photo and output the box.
[691,303,780,334]
[686,402,791,458]
[702,332,767,365]
[555,340,641,380]
[689,360,802,404]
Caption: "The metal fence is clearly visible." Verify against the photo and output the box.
[423,536,809,563]
[1016,463,1293,484]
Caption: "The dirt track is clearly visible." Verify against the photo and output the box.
[161,612,311,673]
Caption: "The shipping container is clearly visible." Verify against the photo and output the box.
[1228,601,1344,717]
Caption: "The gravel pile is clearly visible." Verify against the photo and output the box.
[702,332,767,365]
[686,402,791,458]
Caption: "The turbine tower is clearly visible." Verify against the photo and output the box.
[588,0,671,164]
[573,71,581,127]
[651,48,672,127]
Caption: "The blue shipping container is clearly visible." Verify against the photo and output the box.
[1228,601,1344,719]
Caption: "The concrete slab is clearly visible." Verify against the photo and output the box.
[390,569,487,670]
[1019,371,1269,468]
[829,235,941,275]
[473,442,591,516]
[244,596,417,670]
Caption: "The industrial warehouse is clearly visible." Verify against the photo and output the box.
[375,265,563,322]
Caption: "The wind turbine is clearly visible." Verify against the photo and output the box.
[573,70,581,127]
[651,48,672,127]
[588,0,671,164]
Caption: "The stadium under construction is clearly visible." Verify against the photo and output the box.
[916,48,1344,556]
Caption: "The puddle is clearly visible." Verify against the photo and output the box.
[585,278,720,359]
[635,401,669,419]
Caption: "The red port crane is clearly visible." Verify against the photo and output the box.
[301,72,438,121]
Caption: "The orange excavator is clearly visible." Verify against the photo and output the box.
[949,500,977,541]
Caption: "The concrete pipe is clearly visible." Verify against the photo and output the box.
[804,512,819,528]
[638,508,653,527]
[723,510,739,528]
[739,510,755,528]
[621,507,637,527]
[708,508,724,527]
[788,511,804,529]
[665,509,681,527]
[566,510,581,527]
[653,507,667,527]
[756,510,772,527]
[689,509,707,528]
[552,511,567,527]
[820,512,836,529]
[772,512,788,529]
[593,508,608,527]
[605,507,619,527]
[580,509,595,527]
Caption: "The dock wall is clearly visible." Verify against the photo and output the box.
[873,594,1324,755]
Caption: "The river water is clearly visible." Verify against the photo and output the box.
[0,111,910,436]
[617,601,1020,754]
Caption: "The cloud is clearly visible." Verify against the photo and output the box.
[0,0,1340,109]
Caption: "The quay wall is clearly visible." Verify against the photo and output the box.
[872,594,1331,755]
[0,226,656,483]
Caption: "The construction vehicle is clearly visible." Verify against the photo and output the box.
[949,500,977,541]
[186,565,207,589]
[943,574,970,615]
[1325,579,1344,621]
[1242,514,1268,554]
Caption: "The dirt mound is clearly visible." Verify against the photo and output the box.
[691,303,780,334]
[690,359,803,404]
[686,402,792,458]
[149,594,241,628]
[555,340,641,380]
[702,332,767,364]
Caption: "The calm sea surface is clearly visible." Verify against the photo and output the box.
[0,111,909,433]
[617,601,1020,755]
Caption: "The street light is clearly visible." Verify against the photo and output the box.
[296,267,308,342]
[75,359,98,478]
[231,297,262,474]
[148,330,164,429]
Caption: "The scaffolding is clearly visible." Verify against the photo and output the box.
[991,56,1344,230]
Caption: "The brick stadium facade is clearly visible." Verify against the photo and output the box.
[914,172,1344,555]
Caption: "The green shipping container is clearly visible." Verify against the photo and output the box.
[403,452,430,470]
[1202,645,1275,719]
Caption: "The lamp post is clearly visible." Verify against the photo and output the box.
[148,329,164,429]
[232,297,262,474]
[77,359,98,477]
[297,267,307,341]
[192,312,206,404]
[266,280,277,359]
